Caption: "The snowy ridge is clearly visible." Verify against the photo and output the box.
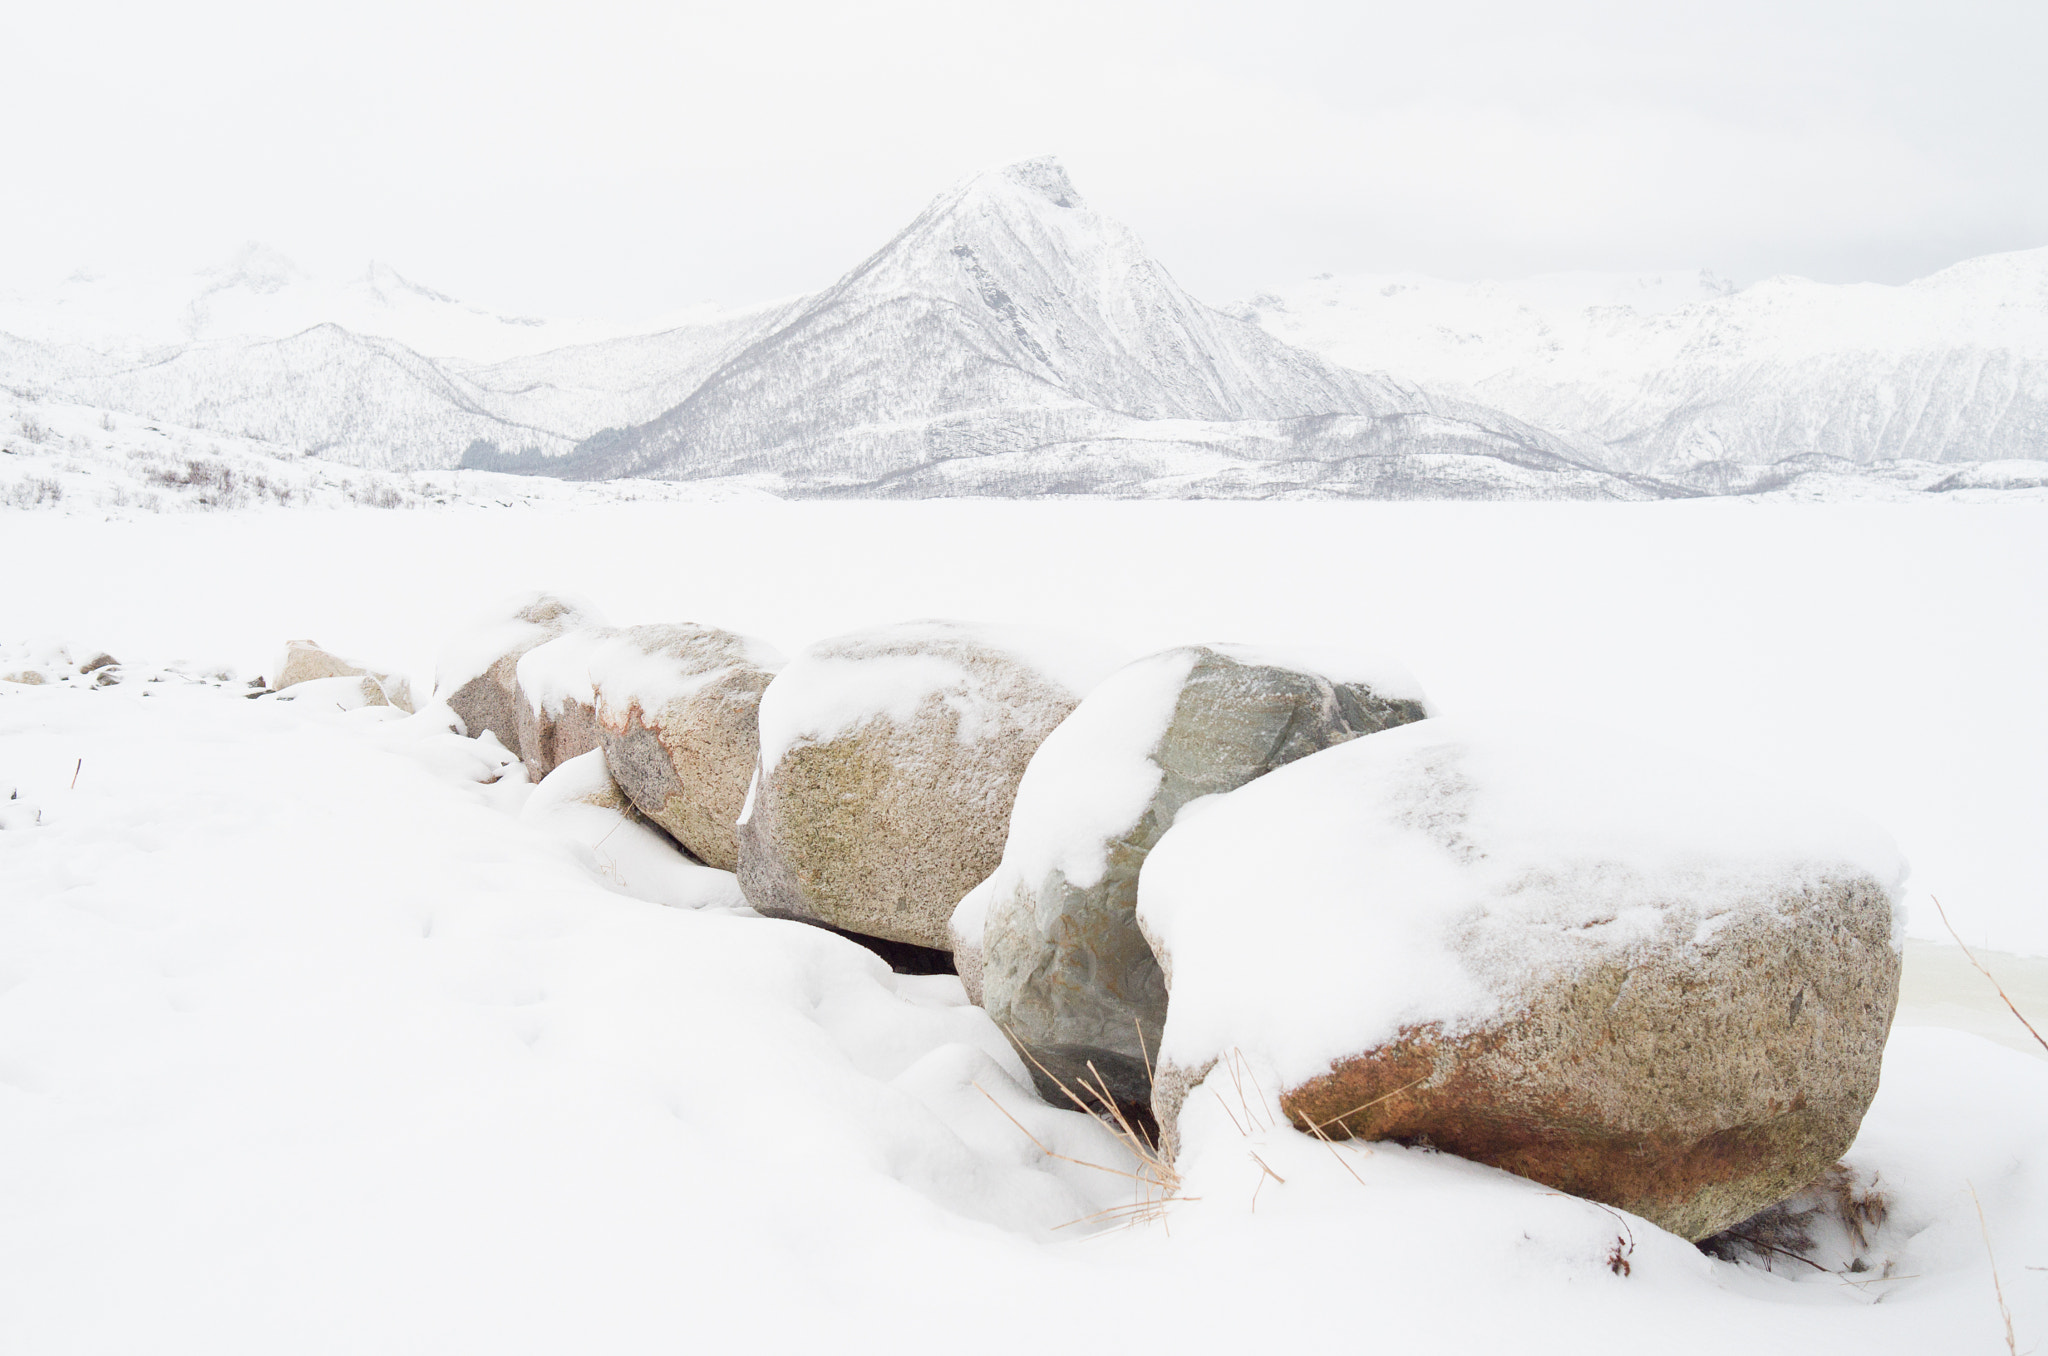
[1239,249,2048,479]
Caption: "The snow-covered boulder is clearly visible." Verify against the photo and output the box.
[588,623,783,871]
[274,639,413,712]
[975,644,1428,1116]
[737,621,1117,951]
[513,627,614,783]
[436,593,600,749]
[1138,718,1905,1241]
[274,638,362,689]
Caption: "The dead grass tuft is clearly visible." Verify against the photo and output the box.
[981,1023,1190,1232]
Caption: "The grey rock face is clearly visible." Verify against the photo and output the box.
[738,621,1099,950]
[979,646,1428,1112]
[590,623,781,871]
[441,594,594,749]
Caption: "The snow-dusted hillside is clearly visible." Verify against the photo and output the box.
[1238,251,2048,479]
[0,246,800,472]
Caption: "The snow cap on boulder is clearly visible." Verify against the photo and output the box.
[975,643,1427,1118]
[738,619,1122,951]
[589,623,783,872]
[1138,717,1906,1240]
[437,592,602,746]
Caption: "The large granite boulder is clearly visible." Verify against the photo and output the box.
[513,627,615,783]
[738,620,1117,951]
[1137,718,1905,1241]
[972,644,1428,1118]
[589,624,783,871]
[437,594,600,748]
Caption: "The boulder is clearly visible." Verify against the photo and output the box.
[738,620,1117,950]
[436,593,600,747]
[513,628,614,783]
[274,639,363,688]
[975,644,1428,1117]
[589,624,782,871]
[1137,718,1905,1241]
[274,639,413,712]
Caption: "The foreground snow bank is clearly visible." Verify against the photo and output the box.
[1,675,2043,1353]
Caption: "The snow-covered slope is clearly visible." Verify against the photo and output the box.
[0,303,800,473]
[552,159,1645,499]
[1239,251,2048,477]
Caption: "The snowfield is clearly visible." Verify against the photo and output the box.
[4,496,2046,1353]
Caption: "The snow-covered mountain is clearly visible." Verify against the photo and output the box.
[0,244,626,362]
[551,159,1642,499]
[0,274,798,471]
[1237,251,2048,482]
[7,160,2041,498]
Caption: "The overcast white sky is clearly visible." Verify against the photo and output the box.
[7,0,2046,318]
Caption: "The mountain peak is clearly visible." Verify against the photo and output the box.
[990,157,1080,209]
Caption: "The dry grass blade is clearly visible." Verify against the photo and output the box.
[1933,896,2048,1054]
[1301,1075,1433,1136]
[1968,1182,2018,1356]
[1248,1150,1285,1211]
[1295,1104,1371,1188]
[1210,1088,1250,1138]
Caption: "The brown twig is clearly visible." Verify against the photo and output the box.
[1932,896,2048,1054]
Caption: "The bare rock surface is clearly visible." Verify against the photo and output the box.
[436,593,600,749]
[589,623,782,870]
[1138,718,1906,1240]
[975,644,1428,1115]
[738,620,1117,950]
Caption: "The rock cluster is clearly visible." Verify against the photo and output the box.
[390,597,1907,1241]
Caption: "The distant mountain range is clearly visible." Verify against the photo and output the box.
[1236,252,2048,492]
[2,159,2042,499]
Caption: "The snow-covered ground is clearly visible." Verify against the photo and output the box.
[5,498,2045,1352]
